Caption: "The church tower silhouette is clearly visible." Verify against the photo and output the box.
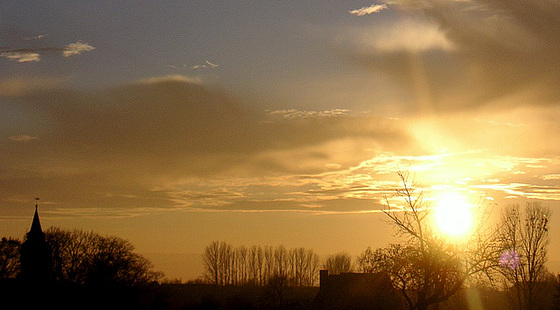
[19,199,53,283]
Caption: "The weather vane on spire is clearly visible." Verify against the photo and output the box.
[35,197,40,209]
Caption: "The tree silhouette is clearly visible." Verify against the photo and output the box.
[203,241,228,285]
[203,241,319,286]
[46,227,96,284]
[496,202,551,310]
[45,227,162,287]
[0,237,20,279]
[324,252,354,275]
[369,172,497,310]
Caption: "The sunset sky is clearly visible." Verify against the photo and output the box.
[2,0,560,280]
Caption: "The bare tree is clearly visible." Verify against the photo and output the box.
[248,244,264,285]
[224,242,235,285]
[202,241,319,286]
[0,237,20,278]
[237,245,248,284]
[203,241,221,285]
[324,252,354,275]
[290,247,306,286]
[203,241,235,285]
[88,235,161,287]
[45,227,162,287]
[497,202,551,310]
[274,245,289,278]
[263,245,274,284]
[357,246,381,274]
[374,172,497,310]
[306,248,320,286]
[46,227,97,284]
[289,247,320,286]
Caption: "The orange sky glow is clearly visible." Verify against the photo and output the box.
[2,1,560,280]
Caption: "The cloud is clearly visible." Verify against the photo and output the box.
[0,41,95,62]
[268,109,350,119]
[62,41,95,57]
[0,77,409,214]
[0,77,65,96]
[153,149,560,213]
[8,135,38,142]
[350,19,455,53]
[341,0,560,111]
[349,4,388,16]
[206,60,218,68]
[167,61,218,70]
[191,60,219,69]
[136,74,202,85]
[5,75,556,217]
[1,76,558,217]
[1,51,41,62]
[23,34,47,41]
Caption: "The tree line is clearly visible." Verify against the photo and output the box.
[1,172,556,309]
[0,227,162,287]
[353,172,554,310]
[201,172,556,310]
[203,241,320,286]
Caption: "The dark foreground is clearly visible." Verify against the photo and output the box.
[0,279,319,310]
[1,278,556,310]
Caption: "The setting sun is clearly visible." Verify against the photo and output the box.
[2,0,560,292]
[433,192,474,239]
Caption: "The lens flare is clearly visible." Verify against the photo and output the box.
[500,250,520,269]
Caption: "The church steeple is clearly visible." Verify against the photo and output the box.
[28,198,44,239]
[19,198,53,283]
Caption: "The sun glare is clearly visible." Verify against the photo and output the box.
[433,192,474,240]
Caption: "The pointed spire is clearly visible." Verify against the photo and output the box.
[29,198,44,238]
[20,197,53,283]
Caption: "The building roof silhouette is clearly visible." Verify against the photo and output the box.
[313,270,401,310]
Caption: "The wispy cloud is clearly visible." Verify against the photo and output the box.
[8,135,39,142]
[44,207,164,219]
[268,109,350,119]
[349,4,388,16]
[343,0,560,110]
[0,41,95,62]
[23,34,48,41]
[0,77,65,96]
[136,74,202,85]
[62,41,95,57]
[0,78,409,216]
[341,19,455,55]
[167,61,219,70]
[2,75,559,217]
[192,60,219,69]
[0,52,40,62]
[206,60,218,68]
